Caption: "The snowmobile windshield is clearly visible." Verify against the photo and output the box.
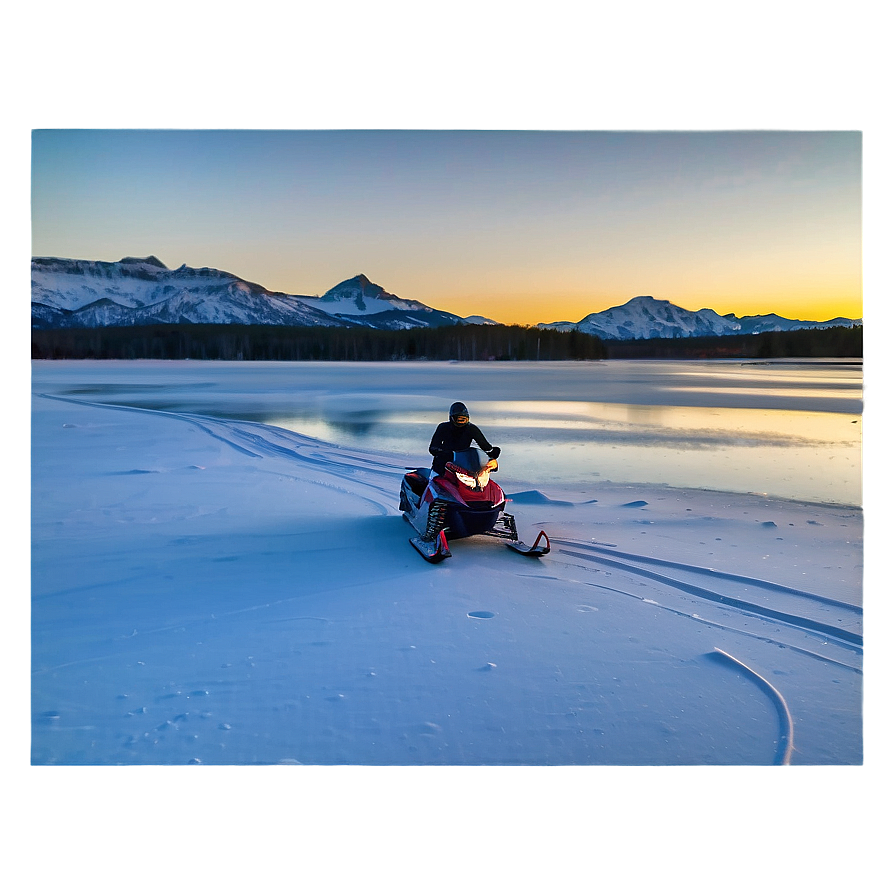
[452,448,487,475]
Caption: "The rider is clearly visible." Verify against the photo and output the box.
[429,402,501,476]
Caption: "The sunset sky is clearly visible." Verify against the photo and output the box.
[31,129,862,326]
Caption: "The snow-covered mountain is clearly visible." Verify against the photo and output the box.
[301,274,465,329]
[539,295,860,340]
[31,258,467,331]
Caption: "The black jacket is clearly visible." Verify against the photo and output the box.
[428,421,495,473]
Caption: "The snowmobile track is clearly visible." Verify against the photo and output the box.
[710,648,795,766]
[552,538,857,609]
[554,538,862,650]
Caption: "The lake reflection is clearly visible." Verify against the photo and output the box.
[33,359,863,505]
[267,398,861,505]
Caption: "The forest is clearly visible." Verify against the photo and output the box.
[603,325,862,359]
[31,322,861,362]
[31,323,608,361]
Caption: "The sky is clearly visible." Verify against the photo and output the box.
[31,129,862,327]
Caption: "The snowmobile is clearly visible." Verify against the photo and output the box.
[399,447,550,563]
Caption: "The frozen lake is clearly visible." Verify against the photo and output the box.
[30,360,864,769]
[31,358,863,505]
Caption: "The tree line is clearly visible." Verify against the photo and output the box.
[601,325,862,359]
[31,323,608,362]
[31,322,861,362]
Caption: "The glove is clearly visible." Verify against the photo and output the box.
[487,446,501,459]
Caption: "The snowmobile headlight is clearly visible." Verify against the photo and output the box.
[470,459,497,488]
[455,470,477,488]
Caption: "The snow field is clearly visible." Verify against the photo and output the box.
[31,394,862,766]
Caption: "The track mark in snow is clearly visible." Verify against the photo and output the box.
[33,571,162,604]
[579,582,861,671]
[554,538,862,649]
[40,393,400,513]
[554,538,855,608]
[710,648,795,765]
[468,611,496,619]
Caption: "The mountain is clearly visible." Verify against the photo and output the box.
[300,274,465,329]
[31,258,467,331]
[31,257,337,329]
[538,295,860,340]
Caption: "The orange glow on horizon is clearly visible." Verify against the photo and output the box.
[431,290,862,328]
[228,257,864,328]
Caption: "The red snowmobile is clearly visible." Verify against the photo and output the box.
[399,447,550,563]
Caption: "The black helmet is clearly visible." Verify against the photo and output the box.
[449,402,469,426]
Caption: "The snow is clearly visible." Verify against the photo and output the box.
[303,291,424,317]
[24,360,880,889]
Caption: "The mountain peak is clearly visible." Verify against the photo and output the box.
[321,274,396,305]
[118,255,168,269]
[346,273,382,292]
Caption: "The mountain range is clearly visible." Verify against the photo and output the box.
[31,256,473,331]
[538,295,860,340]
[32,256,860,339]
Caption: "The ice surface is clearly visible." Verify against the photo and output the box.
[31,365,863,767]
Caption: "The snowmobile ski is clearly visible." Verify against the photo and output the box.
[408,529,451,563]
[505,529,551,557]
[483,512,519,542]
